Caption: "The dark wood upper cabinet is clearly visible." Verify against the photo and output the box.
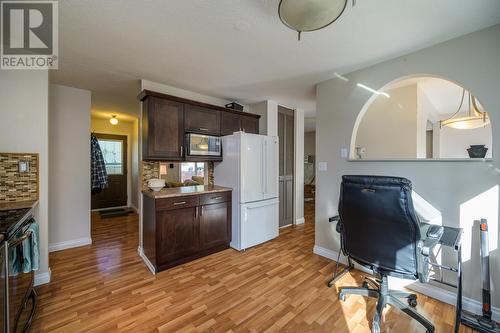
[241,115,259,134]
[184,104,220,135]
[199,201,231,250]
[139,90,260,159]
[220,112,242,136]
[142,96,184,160]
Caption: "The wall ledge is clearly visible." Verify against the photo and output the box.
[49,237,92,252]
[313,244,500,320]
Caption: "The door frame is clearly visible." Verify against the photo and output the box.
[91,133,128,210]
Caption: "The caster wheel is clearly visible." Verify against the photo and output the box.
[362,281,369,289]
[339,293,346,302]
[408,295,418,307]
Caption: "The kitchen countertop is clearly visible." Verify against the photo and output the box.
[142,185,232,199]
[0,200,38,211]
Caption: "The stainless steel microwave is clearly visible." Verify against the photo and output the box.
[185,133,222,157]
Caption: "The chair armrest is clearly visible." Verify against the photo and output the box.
[328,215,342,233]
[417,223,444,283]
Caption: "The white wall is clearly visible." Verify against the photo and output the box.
[249,100,278,136]
[91,117,139,210]
[0,71,50,285]
[49,84,92,251]
[316,24,500,314]
[439,124,493,159]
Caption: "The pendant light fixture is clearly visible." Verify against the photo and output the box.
[278,0,349,40]
[440,89,490,130]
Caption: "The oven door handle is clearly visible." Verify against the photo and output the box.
[9,230,33,248]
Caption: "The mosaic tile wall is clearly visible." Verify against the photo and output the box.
[141,161,214,190]
[0,153,39,202]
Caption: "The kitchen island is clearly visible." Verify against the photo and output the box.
[142,185,232,273]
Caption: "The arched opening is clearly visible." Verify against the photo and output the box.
[350,75,492,160]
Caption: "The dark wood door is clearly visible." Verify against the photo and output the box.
[220,112,241,136]
[185,105,220,135]
[91,133,127,209]
[278,108,294,227]
[199,202,230,250]
[156,207,199,265]
[143,97,184,160]
[241,115,259,134]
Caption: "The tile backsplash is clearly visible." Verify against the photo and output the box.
[142,161,214,190]
[0,153,39,202]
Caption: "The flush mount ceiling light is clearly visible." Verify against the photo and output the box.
[440,89,490,130]
[110,115,118,125]
[278,0,349,40]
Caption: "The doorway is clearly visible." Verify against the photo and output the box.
[91,133,128,209]
[278,106,295,228]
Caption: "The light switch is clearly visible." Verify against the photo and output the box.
[341,148,348,158]
[18,161,29,173]
[318,162,327,172]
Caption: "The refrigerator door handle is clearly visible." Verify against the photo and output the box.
[264,139,268,195]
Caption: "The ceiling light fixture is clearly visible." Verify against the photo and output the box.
[278,0,350,40]
[110,115,118,125]
[440,89,490,130]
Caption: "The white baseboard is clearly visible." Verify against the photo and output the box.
[295,217,305,225]
[137,246,156,275]
[34,268,51,286]
[49,237,92,252]
[313,244,500,320]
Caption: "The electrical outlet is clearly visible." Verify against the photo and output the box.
[341,148,348,158]
[318,162,327,172]
[18,161,29,173]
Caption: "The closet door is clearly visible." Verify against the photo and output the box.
[278,107,294,228]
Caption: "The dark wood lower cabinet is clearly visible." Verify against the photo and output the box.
[143,191,232,272]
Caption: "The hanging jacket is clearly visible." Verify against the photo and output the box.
[91,134,108,193]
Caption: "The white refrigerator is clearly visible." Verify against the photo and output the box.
[214,132,279,251]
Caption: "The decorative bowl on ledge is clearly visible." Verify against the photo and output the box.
[467,145,488,158]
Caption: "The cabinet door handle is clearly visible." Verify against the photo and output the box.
[211,196,222,200]
[200,206,203,217]
[180,146,183,156]
[198,127,209,131]
[173,201,186,206]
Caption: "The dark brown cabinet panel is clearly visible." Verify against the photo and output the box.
[156,207,199,265]
[199,202,231,250]
[241,115,259,134]
[185,105,220,135]
[220,112,241,136]
[143,97,184,160]
[142,191,232,272]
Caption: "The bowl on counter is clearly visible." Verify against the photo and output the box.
[148,178,165,192]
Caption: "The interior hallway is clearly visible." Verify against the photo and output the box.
[32,202,471,332]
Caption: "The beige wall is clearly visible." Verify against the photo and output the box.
[355,85,418,159]
[91,117,139,210]
[49,84,92,251]
[0,70,50,285]
[316,25,500,315]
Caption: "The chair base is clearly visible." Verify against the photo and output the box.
[338,275,435,333]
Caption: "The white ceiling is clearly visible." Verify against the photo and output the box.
[51,0,500,119]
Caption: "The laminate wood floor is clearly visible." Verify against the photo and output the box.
[32,203,475,332]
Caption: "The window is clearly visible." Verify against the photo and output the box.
[98,139,123,175]
[180,162,205,183]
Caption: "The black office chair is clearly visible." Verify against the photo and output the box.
[330,175,444,333]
